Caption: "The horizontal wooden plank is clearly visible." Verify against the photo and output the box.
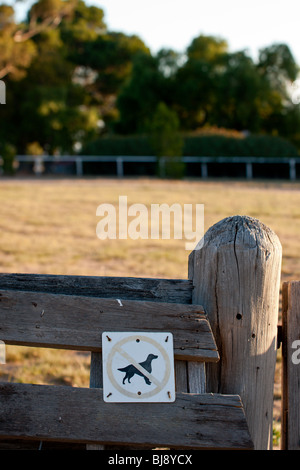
[0,383,253,450]
[0,274,193,304]
[0,289,219,362]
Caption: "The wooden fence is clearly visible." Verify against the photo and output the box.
[14,155,300,179]
[0,214,298,450]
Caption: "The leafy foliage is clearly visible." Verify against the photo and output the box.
[0,1,299,157]
[148,102,184,178]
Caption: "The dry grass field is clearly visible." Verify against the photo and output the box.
[1,176,300,447]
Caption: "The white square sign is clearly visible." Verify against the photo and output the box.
[102,332,175,403]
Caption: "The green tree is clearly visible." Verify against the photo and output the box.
[172,37,300,138]
[258,43,298,91]
[0,0,150,154]
[0,0,74,79]
[173,57,217,129]
[157,48,184,77]
[149,102,184,178]
[212,51,269,131]
[0,5,37,79]
[60,3,150,128]
[115,52,170,133]
[187,34,228,62]
[257,44,300,143]
[1,4,300,157]
[0,21,100,154]
[93,32,150,95]
[172,35,228,130]
[0,142,16,175]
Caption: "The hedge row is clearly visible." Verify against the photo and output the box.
[81,135,152,156]
[184,134,299,157]
[81,134,299,157]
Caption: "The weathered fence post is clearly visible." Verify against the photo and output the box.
[188,215,282,449]
[281,281,300,450]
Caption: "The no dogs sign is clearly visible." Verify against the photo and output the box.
[102,332,175,403]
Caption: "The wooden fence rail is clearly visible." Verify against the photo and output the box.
[0,383,252,450]
[0,290,219,361]
[0,214,286,450]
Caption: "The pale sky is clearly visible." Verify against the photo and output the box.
[89,0,300,64]
[14,0,300,64]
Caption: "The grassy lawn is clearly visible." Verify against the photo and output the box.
[1,178,299,280]
[1,176,300,447]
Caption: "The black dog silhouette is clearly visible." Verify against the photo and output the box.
[118,353,158,385]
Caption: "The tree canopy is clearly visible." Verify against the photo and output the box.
[0,0,299,156]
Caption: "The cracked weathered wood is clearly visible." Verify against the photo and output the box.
[188,215,282,450]
[0,274,192,304]
[87,352,105,451]
[0,382,253,450]
[0,290,218,362]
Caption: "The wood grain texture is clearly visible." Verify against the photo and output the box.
[281,281,300,450]
[87,352,105,450]
[187,362,206,393]
[189,215,282,450]
[89,352,103,389]
[0,382,253,450]
[0,274,192,304]
[0,290,218,362]
[174,360,188,392]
